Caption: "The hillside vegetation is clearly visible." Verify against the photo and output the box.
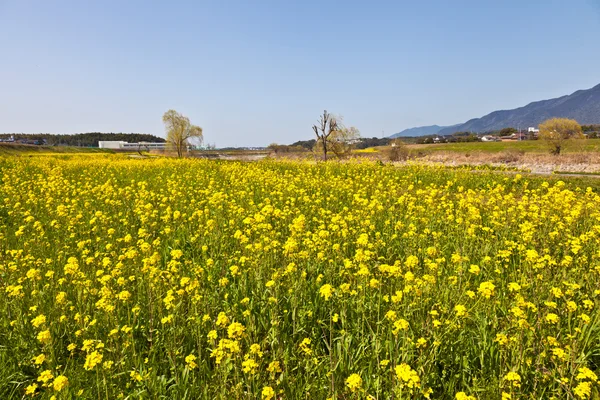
[0,132,165,147]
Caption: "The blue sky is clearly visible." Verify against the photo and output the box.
[1,0,599,147]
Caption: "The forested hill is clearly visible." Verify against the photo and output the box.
[0,132,166,147]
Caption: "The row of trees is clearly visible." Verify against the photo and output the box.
[282,136,390,152]
[415,132,479,144]
[0,132,165,147]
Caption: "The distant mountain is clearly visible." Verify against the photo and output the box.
[438,83,600,135]
[389,125,451,138]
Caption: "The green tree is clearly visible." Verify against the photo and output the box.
[499,127,518,136]
[162,110,203,158]
[538,118,584,155]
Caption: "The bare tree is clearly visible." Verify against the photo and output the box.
[312,110,339,161]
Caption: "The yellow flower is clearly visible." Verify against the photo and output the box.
[52,375,69,391]
[345,373,363,392]
[454,305,467,317]
[37,330,51,345]
[385,310,397,321]
[37,369,54,383]
[32,353,46,365]
[507,282,521,292]
[319,284,334,300]
[216,312,229,327]
[262,386,275,400]
[241,357,258,374]
[250,343,263,357]
[25,383,37,396]
[468,265,480,275]
[545,313,559,324]
[579,313,591,323]
[130,370,143,382]
[574,382,591,399]
[227,322,246,339]
[576,367,598,382]
[495,333,508,345]
[299,338,312,355]
[84,351,103,370]
[550,287,563,298]
[267,361,282,373]
[455,392,476,400]
[477,281,495,298]
[170,249,183,259]
[392,319,410,335]
[391,291,403,303]
[185,354,197,369]
[504,371,521,387]
[117,290,131,301]
[31,314,46,328]
[395,363,420,389]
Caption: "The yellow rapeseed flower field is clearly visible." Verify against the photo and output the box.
[1,154,599,399]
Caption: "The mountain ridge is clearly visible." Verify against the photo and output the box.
[390,83,600,137]
[389,124,459,138]
[438,83,600,135]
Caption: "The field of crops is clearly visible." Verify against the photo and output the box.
[1,155,599,399]
[407,140,600,154]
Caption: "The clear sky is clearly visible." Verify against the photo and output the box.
[1,0,599,147]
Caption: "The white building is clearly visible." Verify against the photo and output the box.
[481,135,499,142]
[528,127,539,134]
[98,141,167,150]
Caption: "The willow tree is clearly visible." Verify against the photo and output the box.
[538,118,584,155]
[322,126,360,159]
[162,110,203,158]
